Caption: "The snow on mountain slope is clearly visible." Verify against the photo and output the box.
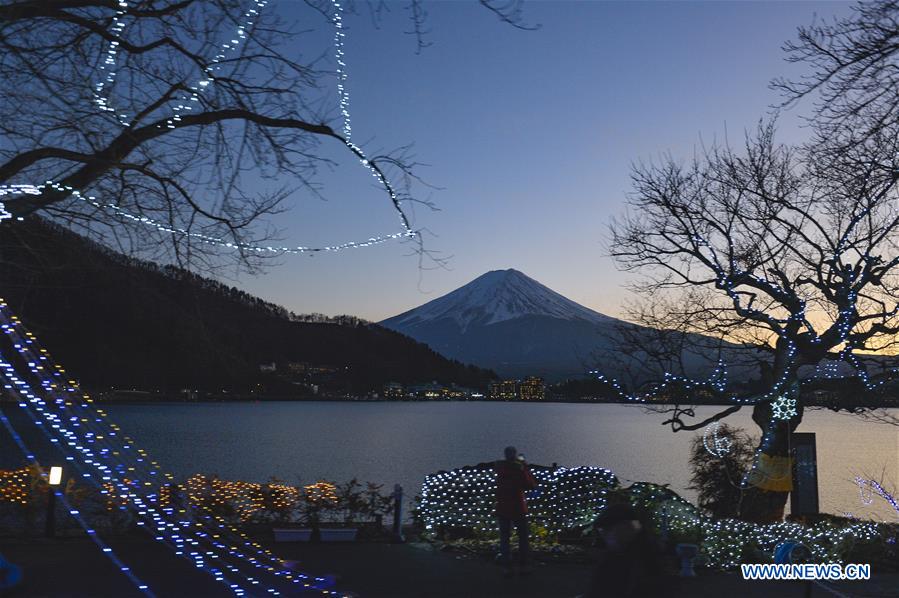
[383,269,618,333]
[380,268,745,382]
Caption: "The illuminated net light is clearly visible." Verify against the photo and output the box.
[304,481,339,507]
[0,467,31,506]
[420,465,618,534]
[420,465,895,570]
[179,475,305,523]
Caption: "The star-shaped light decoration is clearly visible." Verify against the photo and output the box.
[771,394,798,420]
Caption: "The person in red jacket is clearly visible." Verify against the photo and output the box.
[495,446,537,572]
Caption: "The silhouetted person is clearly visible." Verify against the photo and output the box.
[495,445,537,573]
[585,504,670,597]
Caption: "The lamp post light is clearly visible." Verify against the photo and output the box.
[45,466,62,538]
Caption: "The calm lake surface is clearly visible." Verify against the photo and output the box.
[103,402,899,522]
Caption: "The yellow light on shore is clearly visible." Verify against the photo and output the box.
[48,466,62,486]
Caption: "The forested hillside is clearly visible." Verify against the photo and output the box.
[0,220,495,394]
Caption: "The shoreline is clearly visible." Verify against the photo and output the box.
[10,396,894,407]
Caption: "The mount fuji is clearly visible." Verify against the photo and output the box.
[380,269,632,380]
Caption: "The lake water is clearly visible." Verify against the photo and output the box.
[100,402,899,522]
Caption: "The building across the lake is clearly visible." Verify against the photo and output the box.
[381,381,481,400]
[489,380,518,401]
[519,376,545,401]
[287,362,341,375]
[488,377,545,401]
[383,382,406,399]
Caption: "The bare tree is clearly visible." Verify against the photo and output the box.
[773,0,899,152]
[0,0,533,272]
[609,117,899,522]
[595,290,745,394]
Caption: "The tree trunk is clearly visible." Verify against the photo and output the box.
[738,396,803,523]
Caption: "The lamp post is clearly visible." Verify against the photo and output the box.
[45,466,62,538]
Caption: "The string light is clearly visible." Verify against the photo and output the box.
[420,465,618,534]
[332,1,351,140]
[591,222,899,413]
[0,467,31,506]
[93,1,130,125]
[0,0,417,255]
[702,422,732,458]
[160,0,270,131]
[588,361,734,405]
[328,0,416,239]
[590,234,899,505]
[420,465,893,570]
[855,477,899,519]
[0,182,413,254]
[0,355,258,595]
[0,407,155,595]
[857,476,876,506]
[0,299,346,596]
[0,2,415,592]
[0,337,339,596]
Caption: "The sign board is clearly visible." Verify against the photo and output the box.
[790,432,819,516]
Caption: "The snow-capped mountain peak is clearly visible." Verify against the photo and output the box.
[382,269,616,332]
[380,268,736,382]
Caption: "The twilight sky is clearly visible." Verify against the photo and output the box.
[233,0,852,322]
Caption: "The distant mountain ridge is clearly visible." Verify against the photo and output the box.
[0,219,495,393]
[381,269,634,380]
[385,269,620,332]
[380,269,749,383]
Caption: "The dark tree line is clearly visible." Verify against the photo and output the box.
[0,218,496,392]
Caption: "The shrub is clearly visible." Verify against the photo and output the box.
[687,424,754,518]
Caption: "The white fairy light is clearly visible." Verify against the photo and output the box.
[420,465,618,534]
[855,476,899,518]
[0,410,154,595]
[0,4,409,588]
[93,1,131,125]
[160,0,270,130]
[1,0,417,254]
[856,476,875,506]
[420,464,892,570]
[771,394,798,420]
[0,300,346,596]
[328,0,416,237]
[702,422,732,458]
[0,182,413,253]
[332,0,351,140]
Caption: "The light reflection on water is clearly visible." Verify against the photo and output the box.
[104,402,899,522]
